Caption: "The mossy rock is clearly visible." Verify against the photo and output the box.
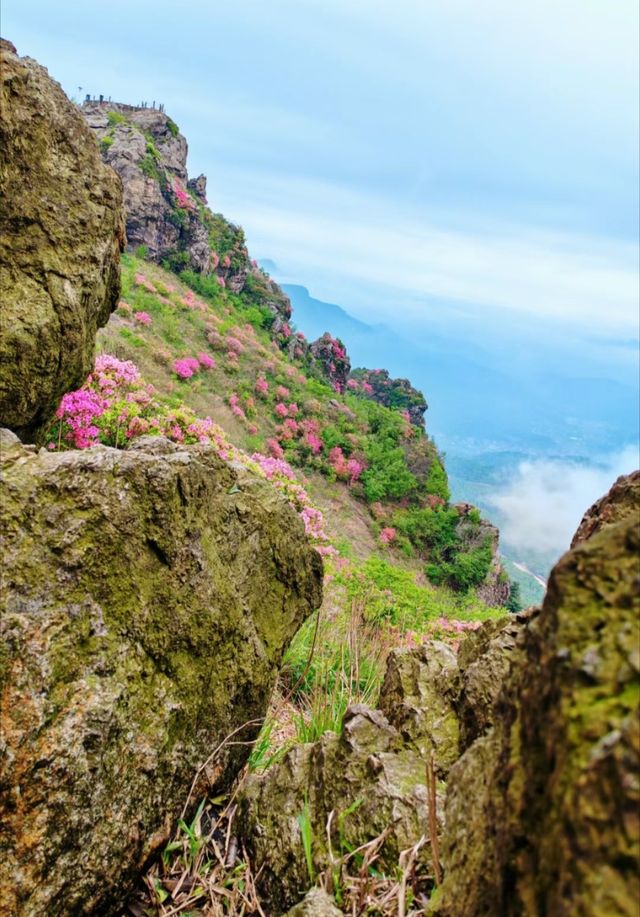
[437,473,640,916]
[0,40,124,443]
[0,432,323,914]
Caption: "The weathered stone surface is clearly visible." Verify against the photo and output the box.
[285,887,343,916]
[82,102,210,272]
[571,468,640,548]
[0,433,323,915]
[378,642,459,775]
[309,333,351,392]
[0,41,124,443]
[238,644,461,911]
[437,481,640,916]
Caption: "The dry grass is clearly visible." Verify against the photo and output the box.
[124,792,265,917]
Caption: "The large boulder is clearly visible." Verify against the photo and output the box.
[0,431,323,915]
[437,471,640,916]
[0,40,124,443]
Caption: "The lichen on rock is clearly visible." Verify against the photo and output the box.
[0,40,124,443]
[0,432,323,915]
[437,471,640,916]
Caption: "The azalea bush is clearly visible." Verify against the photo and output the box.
[48,354,333,556]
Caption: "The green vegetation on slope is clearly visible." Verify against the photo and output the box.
[101,254,499,597]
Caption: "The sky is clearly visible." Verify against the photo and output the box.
[3,1,639,339]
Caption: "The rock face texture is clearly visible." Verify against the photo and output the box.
[0,431,323,915]
[0,41,124,443]
[350,368,428,428]
[238,471,639,915]
[571,468,640,547]
[83,101,213,273]
[437,471,640,916]
[308,332,351,392]
[238,642,462,911]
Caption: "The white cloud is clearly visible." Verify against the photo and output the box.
[487,446,639,558]
[207,170,639,335]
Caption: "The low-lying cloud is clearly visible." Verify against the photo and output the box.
[488,445,639,561]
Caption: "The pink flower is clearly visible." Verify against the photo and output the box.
[304,432,322,454]
[288,403,299,416]
[346,458,364,484]
[379,527,397,545]
[276,385,290,399]
[255,377,269,397]
[222,253,231,268]
[173,357,200,379]
[266,438,284,459]
[217,274,226,288]
[198,352,215,369]
[274,402,288,418]
[226,336,244,354]
[134,311,152,326]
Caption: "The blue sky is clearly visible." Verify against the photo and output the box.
[4,0,639,338]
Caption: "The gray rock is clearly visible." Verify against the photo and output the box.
[0,435,323,914]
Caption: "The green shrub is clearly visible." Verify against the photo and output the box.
[424,457,450,501]
[361,440,417,502]
[505,580,522,613]
[166,117,179,137]
[139,153,161,181]
[107,111,127,126]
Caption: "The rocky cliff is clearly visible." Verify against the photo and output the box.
[0,41,124,443]
[350,367,428,428]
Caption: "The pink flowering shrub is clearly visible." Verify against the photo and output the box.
[54,389,105,448]
[173,357,200,380]
[346,458,364,484]
[217,275,226,288]
[379,527,397,545]
[328,446,365,484]
[198,352,215,369]
[255,377,269,398]
[303,432,323,454]
[210,251,220,269]
[250,452,334,552]
[266,438,285,459]
[274,402,289,418]
[275,385,290,399]
[288,403,299,416]
[134,311,152,326]
[172,180,196,211]
[229,393,247,421]
[346,379,360,390]
[134,273,157,294]
[226,336,244,354]
[222,254,231,269]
